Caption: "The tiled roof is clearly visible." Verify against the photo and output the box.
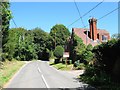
[72,28,109,46]
[97,29,109,34]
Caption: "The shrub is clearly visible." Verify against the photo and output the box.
[81,44,94,62]
[80,39,120,88]
[92,39,120,80]
[80,64,111,86]
[77,63,85,70]
[82,50,94,62]
[70,34,86,63]
[1,53,8,61]
[73,60,85,70]
[49,50,54,60]
[54,46,64,63]
[73,60,80,68]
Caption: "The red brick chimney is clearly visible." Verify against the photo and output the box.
[89,18,97,41]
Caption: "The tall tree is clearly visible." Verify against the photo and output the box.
[4,28,37,61]
[1,2,12,52]
[70,33,86,63]
[50,24,70,49]
[31,28,50,60]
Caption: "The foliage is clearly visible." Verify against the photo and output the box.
[49,50,54,60]
[0,60,25,88]
[50,24,70,49]
[54,46,64,59]
[31,28,51,60]
[80,39,120,89]
[73,60,85,70]
[80,65,111,86]
[70,34,86,63]
[70,34,94,70]
[92,39,120,76]
[82,44,94,61]
[53,46,64,64]
[1,2,12,53]
[2,27,55,61]
[4,28,37,61]
[1,53,8,61]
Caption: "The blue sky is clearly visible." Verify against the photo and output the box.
[10,2,118,36]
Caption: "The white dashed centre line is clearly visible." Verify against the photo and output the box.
[37,66,50,88]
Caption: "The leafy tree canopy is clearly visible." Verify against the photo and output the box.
[50,24,70,49]
[1,2,12,52]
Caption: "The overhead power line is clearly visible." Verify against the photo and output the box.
[74,0,85,27]
[67,0,104,28]
[74,0,89,45]
[98,6,120,21]
[82,6,120,29]
[82,0,104,18]
[11,18,17,28]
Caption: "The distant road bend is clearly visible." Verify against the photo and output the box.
[5,60,93,89]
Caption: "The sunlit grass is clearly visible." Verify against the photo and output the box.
[0,60,25,88]
[50,62,73,71]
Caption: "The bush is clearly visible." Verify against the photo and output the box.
[49,50,54,60]
[70,34,86,63]
[1,53,8,61]
[73,60,85,70]
[80,39,120,89]
[73,60,80,67]
[81,44,94,62]
[92,39,120,82]
[54,46,64,60]
[77,63,85,70]
[80,64,111,86]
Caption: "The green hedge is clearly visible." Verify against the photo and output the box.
[93,39,120,81]
[80,39,120,88]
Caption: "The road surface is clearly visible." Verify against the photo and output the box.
[5,60,91,89]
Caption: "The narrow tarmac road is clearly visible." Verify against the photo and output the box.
[5,60,91,89]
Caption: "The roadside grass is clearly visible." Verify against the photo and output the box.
[50,62,73,71]
[0,60,25,88]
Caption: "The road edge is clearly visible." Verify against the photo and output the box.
[3,61,32,88]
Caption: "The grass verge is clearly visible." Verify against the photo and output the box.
[0,60,25,88]
[50,62,73,71]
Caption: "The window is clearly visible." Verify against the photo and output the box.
[102,35,108,42]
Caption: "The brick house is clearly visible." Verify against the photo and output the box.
[64,18,110,59]
[71,18,110,46]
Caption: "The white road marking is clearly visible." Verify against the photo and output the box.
[37,66,50,88]
[41,74,50,88]
[37,67,42,73]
